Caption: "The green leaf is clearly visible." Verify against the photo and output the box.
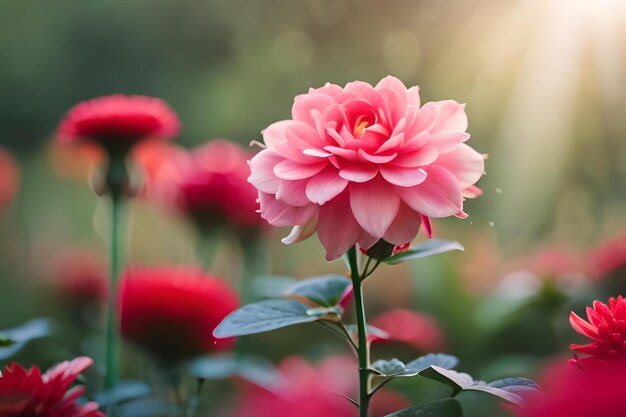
[383,240,464,265]
[253,275,297,298]
[0,318,52,361]
[372,353,459,378]
[118,398,180,417]
[187,354,283,390]
[372,358,407,375]
[384,398,463,417]
[0,336,15,347]
[284,274,351,307]
[213,299,332,338]
[419,366,540,404]
[94,380,151,407]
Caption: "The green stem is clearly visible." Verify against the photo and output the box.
[347,246,370,417]
[236,236,266,362]
[104,193,122,414]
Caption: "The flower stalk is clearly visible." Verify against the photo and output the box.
[347,246,371,417]
[103,153,128,407]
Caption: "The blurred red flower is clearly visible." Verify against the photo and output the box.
[586,234,626,280]
[234,356,408,417]
[150,139,264,235]
[370,308,447,352]
[57,94,180,152]
[0,356,103,417]
[0,147,19,208]
[49,247,108,302]
[119,266,239,362]
[514,359,626,417]
[570,296,626,368]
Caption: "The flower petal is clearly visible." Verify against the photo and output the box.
[248,150,282,194]
[383,202,422,245]
[317,192,362,260]
[305,166,349,205]
[274,159,327,180]
[430,131,470,153]
[339,164,378,183]
[357,149,398,164]
[380,166,427,187]
[282,214,319,245]
[391,145,438,168]
[350,177,400,239]
[435,143,485,188]
[430,100,467,133]
[258,191,318,227]
[397,166,462,218]
[276,179,310,207]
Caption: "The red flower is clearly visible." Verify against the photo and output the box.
[234,356,408,417]
[0,147,19,208]
[0,357,104,417]
[586,234,626,280]
[57,95,180,151]
[370,309,447,352]
[49,248,107,302]
[119,266,239,362]
[515,359,626,417]
[570,296,626,368]
[150,140,264,234]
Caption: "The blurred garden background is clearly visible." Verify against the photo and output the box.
[2,0,626,416]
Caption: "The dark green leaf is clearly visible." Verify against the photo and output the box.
[405,354,459,375]
[187,354,283,390]
[372,358,406,375]
[118,398,180,417]
[213,299,327,338]
[384,398,463,417]
[0,336,15,347]
[419,366,540,404]
[383,240,464,265]
[0,318,52,361]
[94,380,151,407]
[284,274,351,307]
[372,354,459,378]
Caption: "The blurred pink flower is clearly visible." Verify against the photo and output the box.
[234,356,408,417]
[150,140,264,234]
[0,357,104,417]
[248,76,485,260]
[119,266,239,362]
[0,147,19,208]
[570,296,626,368]
[370,308,447,352]
[585,234,626,280]
[514,359,626,417]
[57,94,180,152]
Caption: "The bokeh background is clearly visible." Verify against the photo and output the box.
[2,0,626,415]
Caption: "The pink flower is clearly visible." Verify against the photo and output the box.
[150,140,264,234]
[514,359,626,417]
[0,147,19,208]
[119,266,239,362]
[0,357,104,417]
[233,356,408,417]
[370,309,447,352]
[248,76,485,260]
[569,296,626,368]
[57,94,180,152]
